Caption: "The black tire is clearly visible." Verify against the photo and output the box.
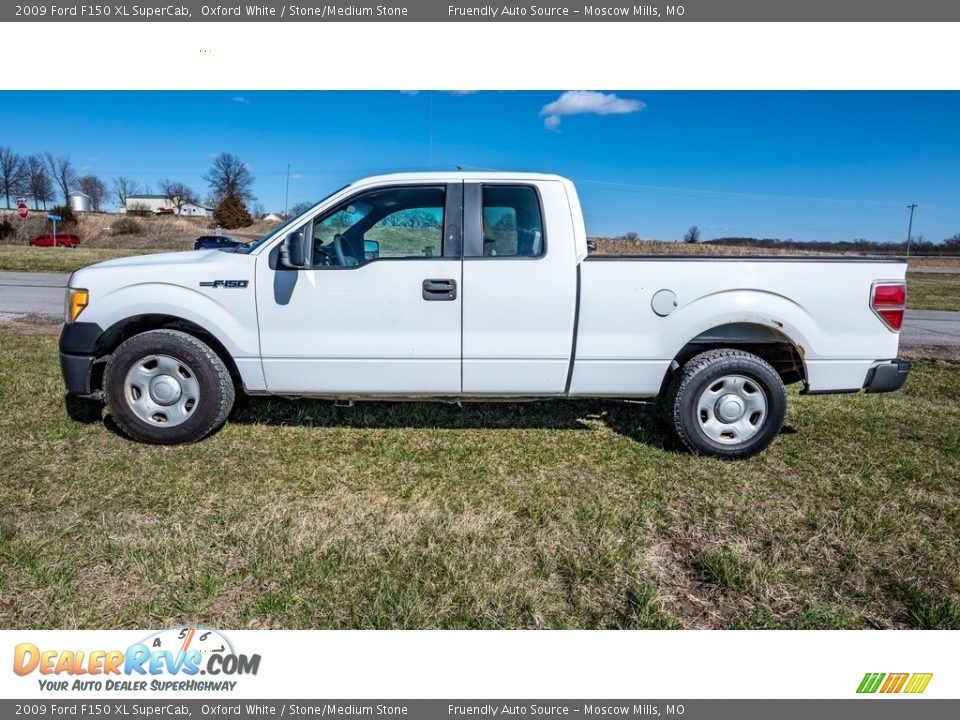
[104,329,235,444]
[665,349,786,460]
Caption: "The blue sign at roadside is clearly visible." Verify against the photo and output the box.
[47,214,63,222]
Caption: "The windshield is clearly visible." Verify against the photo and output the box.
[236,184,350,254]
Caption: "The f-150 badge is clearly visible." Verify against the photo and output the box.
[200,280,249,288]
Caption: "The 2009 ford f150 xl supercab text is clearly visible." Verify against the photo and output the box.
[58,173,911,458]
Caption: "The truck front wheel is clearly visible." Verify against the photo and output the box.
[103,329,235,444]
[666,349,786,459]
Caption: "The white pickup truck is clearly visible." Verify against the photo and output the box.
[59,172,910,458]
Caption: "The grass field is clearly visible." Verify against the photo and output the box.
[0,246,160,274]
[1,322,957,630]
[906,272,960,312]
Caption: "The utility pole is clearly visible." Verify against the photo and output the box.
[905,202,918,257]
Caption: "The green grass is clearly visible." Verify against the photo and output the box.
[0,326,958,629]
[0,247,163,274]
[907,272,960,312]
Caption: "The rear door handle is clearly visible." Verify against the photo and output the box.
[422,278,457,301]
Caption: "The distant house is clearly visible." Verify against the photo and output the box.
[125,195,213,217]
[178,202,213,217]
[68,191,92,213]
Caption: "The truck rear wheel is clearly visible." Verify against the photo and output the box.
[666,349,786,459]
[103,329,235,444]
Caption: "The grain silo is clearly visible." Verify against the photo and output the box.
[68,191,92,213]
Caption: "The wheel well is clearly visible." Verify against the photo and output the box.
[89,314,243,395]
[663,323,806,394]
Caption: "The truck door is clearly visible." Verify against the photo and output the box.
[461,181,578,394]
[255,182,463,395]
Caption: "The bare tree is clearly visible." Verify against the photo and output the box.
[683,225,701,244]
[621,231,640,241]
[0,147,25,209]
[113,176,140,209]
[203,153,254,203]
[42,152,77,204]
[158,179,197,214]
[76,175,108,212]
[25,155,54,210]
[287,201,312,218]
[127,202,152,217]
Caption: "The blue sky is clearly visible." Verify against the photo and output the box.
[1,90,958,243]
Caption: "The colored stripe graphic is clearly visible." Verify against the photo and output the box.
[904,673,934,694]
[857,673,885,693]
[857,672,933,694]
[880,673,909,693]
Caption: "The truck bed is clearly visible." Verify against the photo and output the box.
[569,255,906,396]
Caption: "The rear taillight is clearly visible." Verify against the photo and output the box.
[871,281,906,331]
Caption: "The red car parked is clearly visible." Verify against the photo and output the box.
[29,234,81,248]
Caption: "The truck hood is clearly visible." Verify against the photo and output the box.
[88,249,224,269]
[70,249,255,292]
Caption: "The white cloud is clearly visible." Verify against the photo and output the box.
[400,90,420,96]
[540,90,645,130]
[290,173,304,180]
[232,96,250,104]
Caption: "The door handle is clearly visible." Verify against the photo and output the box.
[422,278,457,301]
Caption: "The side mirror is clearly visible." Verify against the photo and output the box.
[363,239,380,260]
[279,231,306,268]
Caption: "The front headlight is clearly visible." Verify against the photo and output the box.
[66,288,89,323]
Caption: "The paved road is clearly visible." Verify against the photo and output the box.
[1,270,958,347]
[900,309,960,347]
[0,271,69,317]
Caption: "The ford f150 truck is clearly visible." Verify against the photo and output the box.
[58,172,910,458]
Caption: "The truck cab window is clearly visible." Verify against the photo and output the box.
[312,186,445,267]
[481,186,544,257]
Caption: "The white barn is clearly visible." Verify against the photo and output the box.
[178,202,213,217]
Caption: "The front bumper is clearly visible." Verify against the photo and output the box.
[863,358,911,394]
[59,321,104,396]
[59,352,96,395]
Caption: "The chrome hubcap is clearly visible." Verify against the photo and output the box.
[124,354,200,427]
[696,374,767,444]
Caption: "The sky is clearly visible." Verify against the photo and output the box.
[1,90,958,243]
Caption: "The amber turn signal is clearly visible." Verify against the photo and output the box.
[67,289,89,323]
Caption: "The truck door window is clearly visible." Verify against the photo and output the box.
[312,186,446,267]
[481,186,544,257]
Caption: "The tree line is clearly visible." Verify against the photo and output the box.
[701,235,960,255]
[617,225,960,254]
[0,148,260,229]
